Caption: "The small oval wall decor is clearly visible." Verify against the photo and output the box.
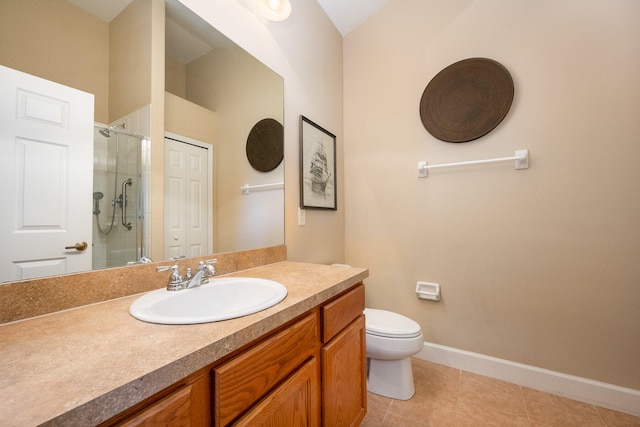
[419,58,514,143]
[246,118,284,172]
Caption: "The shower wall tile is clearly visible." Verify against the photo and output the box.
[114,104,151,137]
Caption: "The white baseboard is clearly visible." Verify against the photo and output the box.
[415,342,640,417]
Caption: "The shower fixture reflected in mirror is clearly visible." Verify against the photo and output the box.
[92,124,143,269]
[93,191,104,215]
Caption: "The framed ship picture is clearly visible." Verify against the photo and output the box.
[300,116,337,210]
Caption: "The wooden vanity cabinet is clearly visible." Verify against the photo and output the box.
[107,282,366,427]
[320,284,367,427]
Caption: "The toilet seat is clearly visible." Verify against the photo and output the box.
[364,308,422,338]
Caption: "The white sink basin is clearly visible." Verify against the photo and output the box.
[129,277,287,325]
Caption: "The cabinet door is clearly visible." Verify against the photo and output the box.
[233,358,320,427]
[115,373,210,427]
[321,315,366,427]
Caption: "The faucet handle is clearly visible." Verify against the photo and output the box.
[204,259,217,276]
[196,259,216,267]
[156,264,177,273]
[157,264,184,290]
[194,259,217,284]
[196,259,217,270]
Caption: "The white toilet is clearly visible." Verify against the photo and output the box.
[364,308,423,400]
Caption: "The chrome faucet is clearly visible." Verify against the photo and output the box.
[185,260,217,288]
[156,259,217,291]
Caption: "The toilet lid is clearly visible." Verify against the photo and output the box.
[364,308,422,338]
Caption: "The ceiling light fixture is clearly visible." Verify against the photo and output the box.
[257,0,292,21]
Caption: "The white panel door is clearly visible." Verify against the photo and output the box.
[164,136,211,259]
[0,66,94,282]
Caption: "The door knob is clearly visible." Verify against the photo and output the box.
[65,241,88,251]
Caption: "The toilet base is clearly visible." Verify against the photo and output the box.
[367,356,415,400]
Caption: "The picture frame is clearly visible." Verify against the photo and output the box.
[300,116,337,210]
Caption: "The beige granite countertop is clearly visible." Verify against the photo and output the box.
[0,261,368,427]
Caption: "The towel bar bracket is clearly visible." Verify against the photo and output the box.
[514,149,529,170]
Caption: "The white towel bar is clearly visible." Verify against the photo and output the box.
[418,149,529,178]
[241,182,284,195]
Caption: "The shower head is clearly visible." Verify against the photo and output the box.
[99,123,126,138]
[93,192,103,215]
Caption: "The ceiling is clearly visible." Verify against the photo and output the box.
[69,0,391,37]
[68,0,234,64]
[67,0,131,22]
[316,0,391,36]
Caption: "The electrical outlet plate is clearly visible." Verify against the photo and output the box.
[298,207,306,225]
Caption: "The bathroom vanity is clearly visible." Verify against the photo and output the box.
[0,259,368,426]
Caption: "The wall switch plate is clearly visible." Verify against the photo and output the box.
[298,207,306,226]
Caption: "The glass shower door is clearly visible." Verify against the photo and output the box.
[92,125,143,269]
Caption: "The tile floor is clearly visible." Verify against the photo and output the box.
[360,358,640,427]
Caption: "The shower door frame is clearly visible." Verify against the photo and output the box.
[93,123,149,268]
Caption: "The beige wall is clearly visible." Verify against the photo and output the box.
[109,0,153,122]
[166,43,285,253]
[148,0,166,262]
[0,0,109,123]
[1,0,344,264]
[165,55,186,98]
[3,0,637,392]
[343,0,640,389]
[181,0,345,263]
[185,47,284,252]
[0,0,156,125]
[165,92,216,143]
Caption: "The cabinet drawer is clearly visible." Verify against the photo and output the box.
[213,312,318,426]
[321,283,365,343]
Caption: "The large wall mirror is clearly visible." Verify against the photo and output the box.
[0,0,284,283]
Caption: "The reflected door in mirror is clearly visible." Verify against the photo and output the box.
[164,136,212,259]
[0,66,94,282]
